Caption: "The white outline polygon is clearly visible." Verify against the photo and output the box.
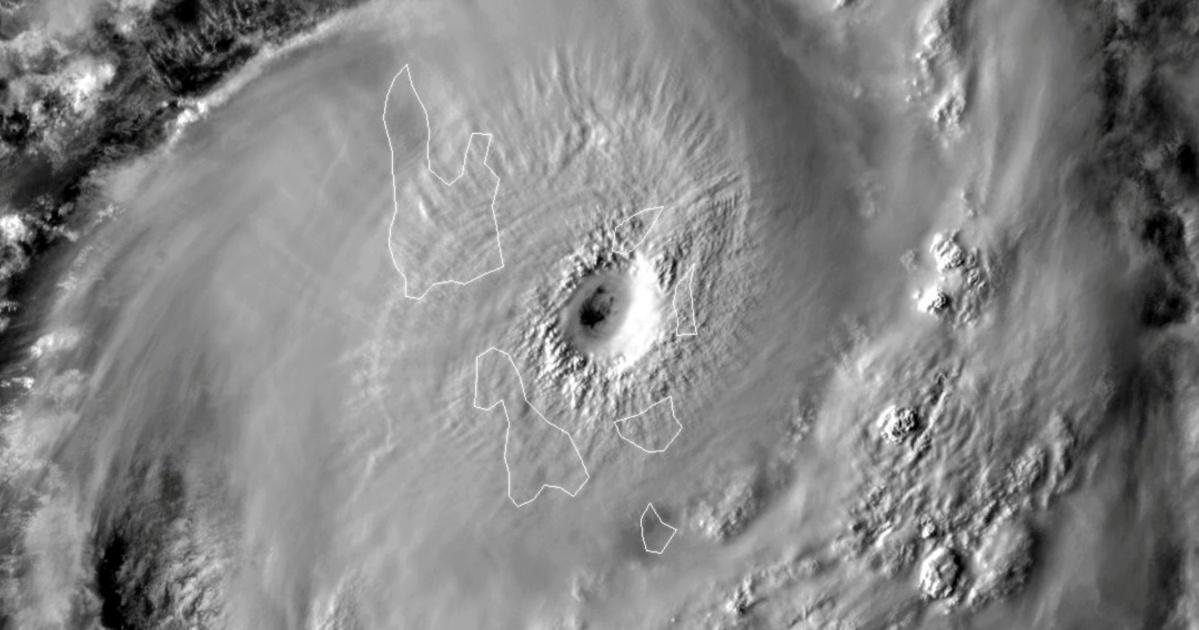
[383,64,505,301]
[613,396,683,454]
[673,263,698,337]
[473,347,590,508]
[639,502,678,555]
[613,205,666,256]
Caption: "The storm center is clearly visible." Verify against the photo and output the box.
[561,255,663,369]
[579,284,623,334]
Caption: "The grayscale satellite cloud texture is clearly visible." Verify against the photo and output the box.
[0,0,1197,628]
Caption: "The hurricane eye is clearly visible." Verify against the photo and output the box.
[579,286,618,331]
[557,257,663,370]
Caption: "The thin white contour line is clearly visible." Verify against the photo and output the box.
[640,502,679,555]
[473,347,591,508]
[383,64,506,301]
[673,262,698,338]
[613,205,666,256]
[613,396,683,455]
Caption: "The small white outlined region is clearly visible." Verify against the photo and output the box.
[673,263,698,337]
[383,64,505,301]
[613,205,665,256]
[473,347,590,508]
[640,503,678,555]
[613,396,683,454]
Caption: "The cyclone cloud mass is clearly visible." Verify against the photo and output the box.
[0,0,1197,629]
